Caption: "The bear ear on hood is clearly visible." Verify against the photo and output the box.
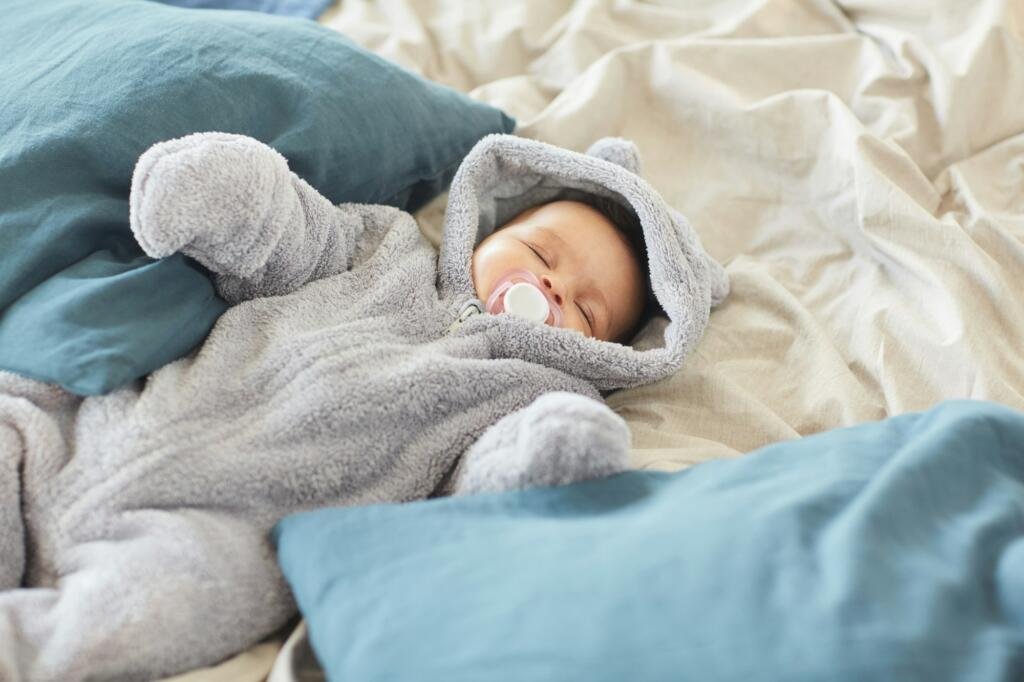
[585,138,642,176]
[584,137,729,307]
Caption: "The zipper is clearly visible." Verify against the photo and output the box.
[445,298,484,335]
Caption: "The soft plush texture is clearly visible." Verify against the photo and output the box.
[0,131,725,681]
[0,0,514,396]
[274,399,1024,682]
[451,391,631,496]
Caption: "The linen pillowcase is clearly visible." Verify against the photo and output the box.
[275,400,1024,681]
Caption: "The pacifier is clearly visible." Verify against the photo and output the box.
[485,269,563,327]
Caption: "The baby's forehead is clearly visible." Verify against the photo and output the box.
[529,202,636,255]
[533,199,605,220]
[528,201,616,236]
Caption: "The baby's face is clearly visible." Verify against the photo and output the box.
[471,200,645,342]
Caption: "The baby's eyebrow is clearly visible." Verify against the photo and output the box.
[536,227,568,252]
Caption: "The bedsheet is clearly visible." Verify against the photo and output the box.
[170,0,1024,678]
[323,0,1024,469]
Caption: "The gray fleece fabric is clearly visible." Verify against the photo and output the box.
[0,132,728,681]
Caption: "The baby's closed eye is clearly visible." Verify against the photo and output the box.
[576,301,594,332]
[526,243,549,267]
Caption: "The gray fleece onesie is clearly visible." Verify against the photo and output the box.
[0,132,728,681]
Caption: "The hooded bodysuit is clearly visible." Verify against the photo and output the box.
[0,132,728,681]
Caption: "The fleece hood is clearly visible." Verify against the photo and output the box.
[438,134,729,392]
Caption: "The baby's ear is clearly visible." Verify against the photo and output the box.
[585,137,642,176]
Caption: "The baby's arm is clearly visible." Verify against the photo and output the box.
[453,392,630,496]
[129,132,367,304]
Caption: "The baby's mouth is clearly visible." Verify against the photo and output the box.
[484,269,563,327]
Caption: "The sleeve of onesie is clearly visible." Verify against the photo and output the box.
[128,132,383,304]
[451,392,631,496]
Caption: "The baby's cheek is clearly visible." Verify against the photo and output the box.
[469,250,484,296]
[471,252,502,301]
[562,309,591,338]
[470,246,501,295]
[472,240,522,300]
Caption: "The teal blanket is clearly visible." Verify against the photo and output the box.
[276,399,1024,681]
[0,0,512,396]
[151,0,332,19]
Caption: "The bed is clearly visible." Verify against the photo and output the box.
[141,0,1023,679]
[0,0,1011,678]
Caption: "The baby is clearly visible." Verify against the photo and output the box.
[0,132,728,681]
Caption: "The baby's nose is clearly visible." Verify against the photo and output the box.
[540,275,563,306]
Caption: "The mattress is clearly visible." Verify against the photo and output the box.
[163,0,1024,678]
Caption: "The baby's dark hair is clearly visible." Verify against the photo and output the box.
[573,194,660,339]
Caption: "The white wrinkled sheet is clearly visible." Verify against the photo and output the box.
[173,1,1024,679]
[324,0,1024,468]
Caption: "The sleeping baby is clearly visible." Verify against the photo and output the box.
[0,132,728,681]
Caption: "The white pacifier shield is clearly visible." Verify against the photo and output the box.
[503,282,549,323]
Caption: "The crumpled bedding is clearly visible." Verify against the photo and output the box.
[320,0,1024,467]
[169,0,1024,679]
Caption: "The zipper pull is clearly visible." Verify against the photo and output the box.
[446,298,484,335]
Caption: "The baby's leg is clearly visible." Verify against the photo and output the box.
[0,509,292,681]
[0,373,79,591]
[130,132,364,303]
[0,411,25,590]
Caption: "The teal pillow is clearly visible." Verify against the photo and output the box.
[0,0,514,395]
[275,399,1024,681]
